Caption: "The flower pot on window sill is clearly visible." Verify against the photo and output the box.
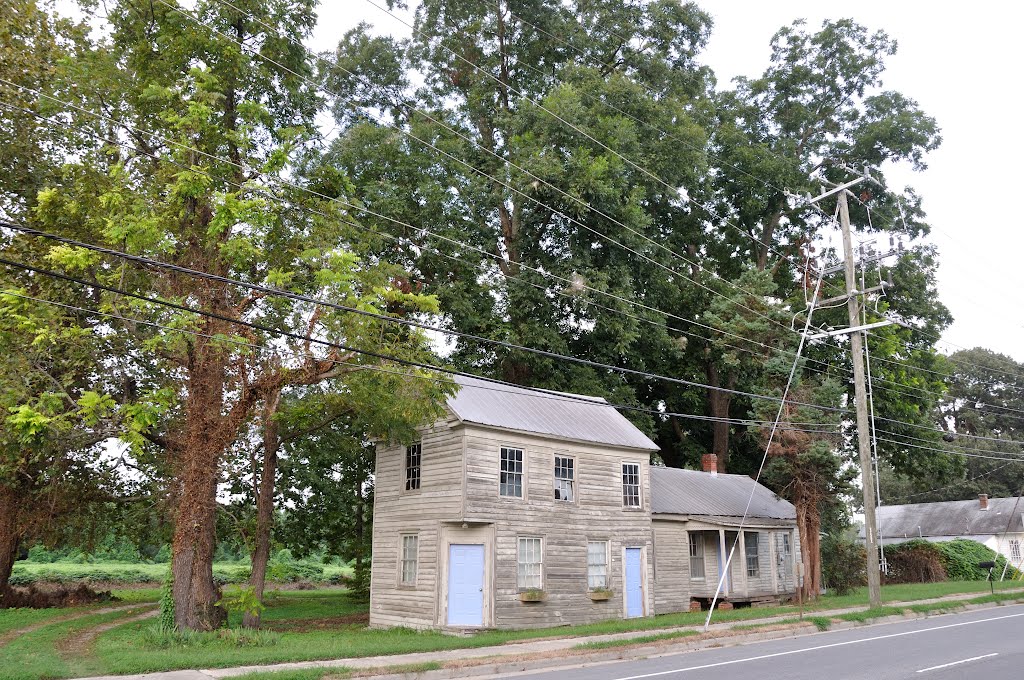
[519,589,547,602]
[588,589,613,601]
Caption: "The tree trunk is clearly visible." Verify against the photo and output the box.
[793,490,821,602]
[0,486,21,606]
[706,363,734,473]
[170,343,231,631]
[243,388,282,629]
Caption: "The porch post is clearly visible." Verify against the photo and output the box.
[718,528,728,596]
[738,531,750,597]
[769,531,779,595]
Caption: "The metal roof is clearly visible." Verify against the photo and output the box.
[446,375,659,451]
[650,467,795,520]
[873,497,1024,540]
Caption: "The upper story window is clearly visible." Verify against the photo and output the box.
[554,456,575,502]
[622,463,640,508]
[400,534,418,585]
[405,442,421,491]
[517,537,542,589]
[500,447,524,497]
[688,532,705,580]
[587,541,608,589]
[745,532,760,578]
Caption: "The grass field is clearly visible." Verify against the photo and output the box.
[1,581,1022,680]
[10,561,354,586]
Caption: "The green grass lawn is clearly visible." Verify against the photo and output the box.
[11,561,353,585]
[1,581,1022,680]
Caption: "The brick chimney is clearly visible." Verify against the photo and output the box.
[701,453,718,477]
[979,494,989,511]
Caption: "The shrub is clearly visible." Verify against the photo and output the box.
[883,540,947,584]
[883,539,1018,583]
[822,535,867,595]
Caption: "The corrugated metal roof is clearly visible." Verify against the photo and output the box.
[650,467,795,520]
[872,497,1024,540]
[447,375,659,451]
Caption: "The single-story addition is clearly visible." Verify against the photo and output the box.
[369,376,802,631]
[869,494,1024,567]
[650,464,800,611]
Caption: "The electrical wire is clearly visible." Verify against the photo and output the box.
[0,242,848,415]
[0,275,846,434]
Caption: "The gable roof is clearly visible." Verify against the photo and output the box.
[875,497,1024,539]
[650,467,795,521]
[446,375,659,451]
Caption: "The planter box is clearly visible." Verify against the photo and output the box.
[519,590,547,602]
[588,590,613,601]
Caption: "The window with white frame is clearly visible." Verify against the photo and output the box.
[587,541,609,589]
[622,463,640,507]
[554,456,575,502]
[745,532,760,578]
[517,537,542,589]
[405,443,421,491]
[689,532,705,579]
[400,534,418,585]
[1011,539,1022,561]
[500,447,524,497]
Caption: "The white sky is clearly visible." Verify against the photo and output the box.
[310,1,1024,363]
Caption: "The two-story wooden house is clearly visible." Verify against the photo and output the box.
[369,375,658,630]
[369,376,801,630]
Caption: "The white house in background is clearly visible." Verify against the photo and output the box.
[870,494,1024,568]
[369,375,801,631]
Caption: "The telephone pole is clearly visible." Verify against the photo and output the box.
[838,189,883,608]
[801,173,888,608]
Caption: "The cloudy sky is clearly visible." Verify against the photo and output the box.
[309,1,1024,363]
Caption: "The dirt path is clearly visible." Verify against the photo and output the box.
[0,603,156,647]
[56,607,159,660]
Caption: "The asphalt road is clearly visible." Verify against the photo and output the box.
[504,603,1024,680]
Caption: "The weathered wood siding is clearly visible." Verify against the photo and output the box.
[369,419,464,629]
[652,520,691,613]
[463,425,655,628]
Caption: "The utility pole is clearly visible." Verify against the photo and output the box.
[839,189,883,608]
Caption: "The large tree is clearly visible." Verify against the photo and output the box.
[15,0,446,629]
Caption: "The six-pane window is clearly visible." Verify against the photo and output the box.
[500,447,524,497]
[405,443,421,491]
[517,537,542,589]
[622,463,640,507]
[554,456,575,502]
[587,541,608,589]
[745,532,760,578]
[400,534,418,585]
[688,532,705,579]
[1011,539,1022,561]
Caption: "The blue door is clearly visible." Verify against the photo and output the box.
[448,544,485,626]
[625,547,644,618]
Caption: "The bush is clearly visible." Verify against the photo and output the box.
[883,540,947,584]
[883,539,1018,583]
[821,535,866,595]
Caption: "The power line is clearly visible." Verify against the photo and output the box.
[874,435,1024,464]
[0,273,844,434]
[0,232,847,414]
[0,85,848,387]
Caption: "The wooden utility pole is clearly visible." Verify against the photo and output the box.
[839,189,883,608]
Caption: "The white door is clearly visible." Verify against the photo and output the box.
[447,544,484,626]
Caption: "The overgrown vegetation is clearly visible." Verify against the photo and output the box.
[882,539,1019,583]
